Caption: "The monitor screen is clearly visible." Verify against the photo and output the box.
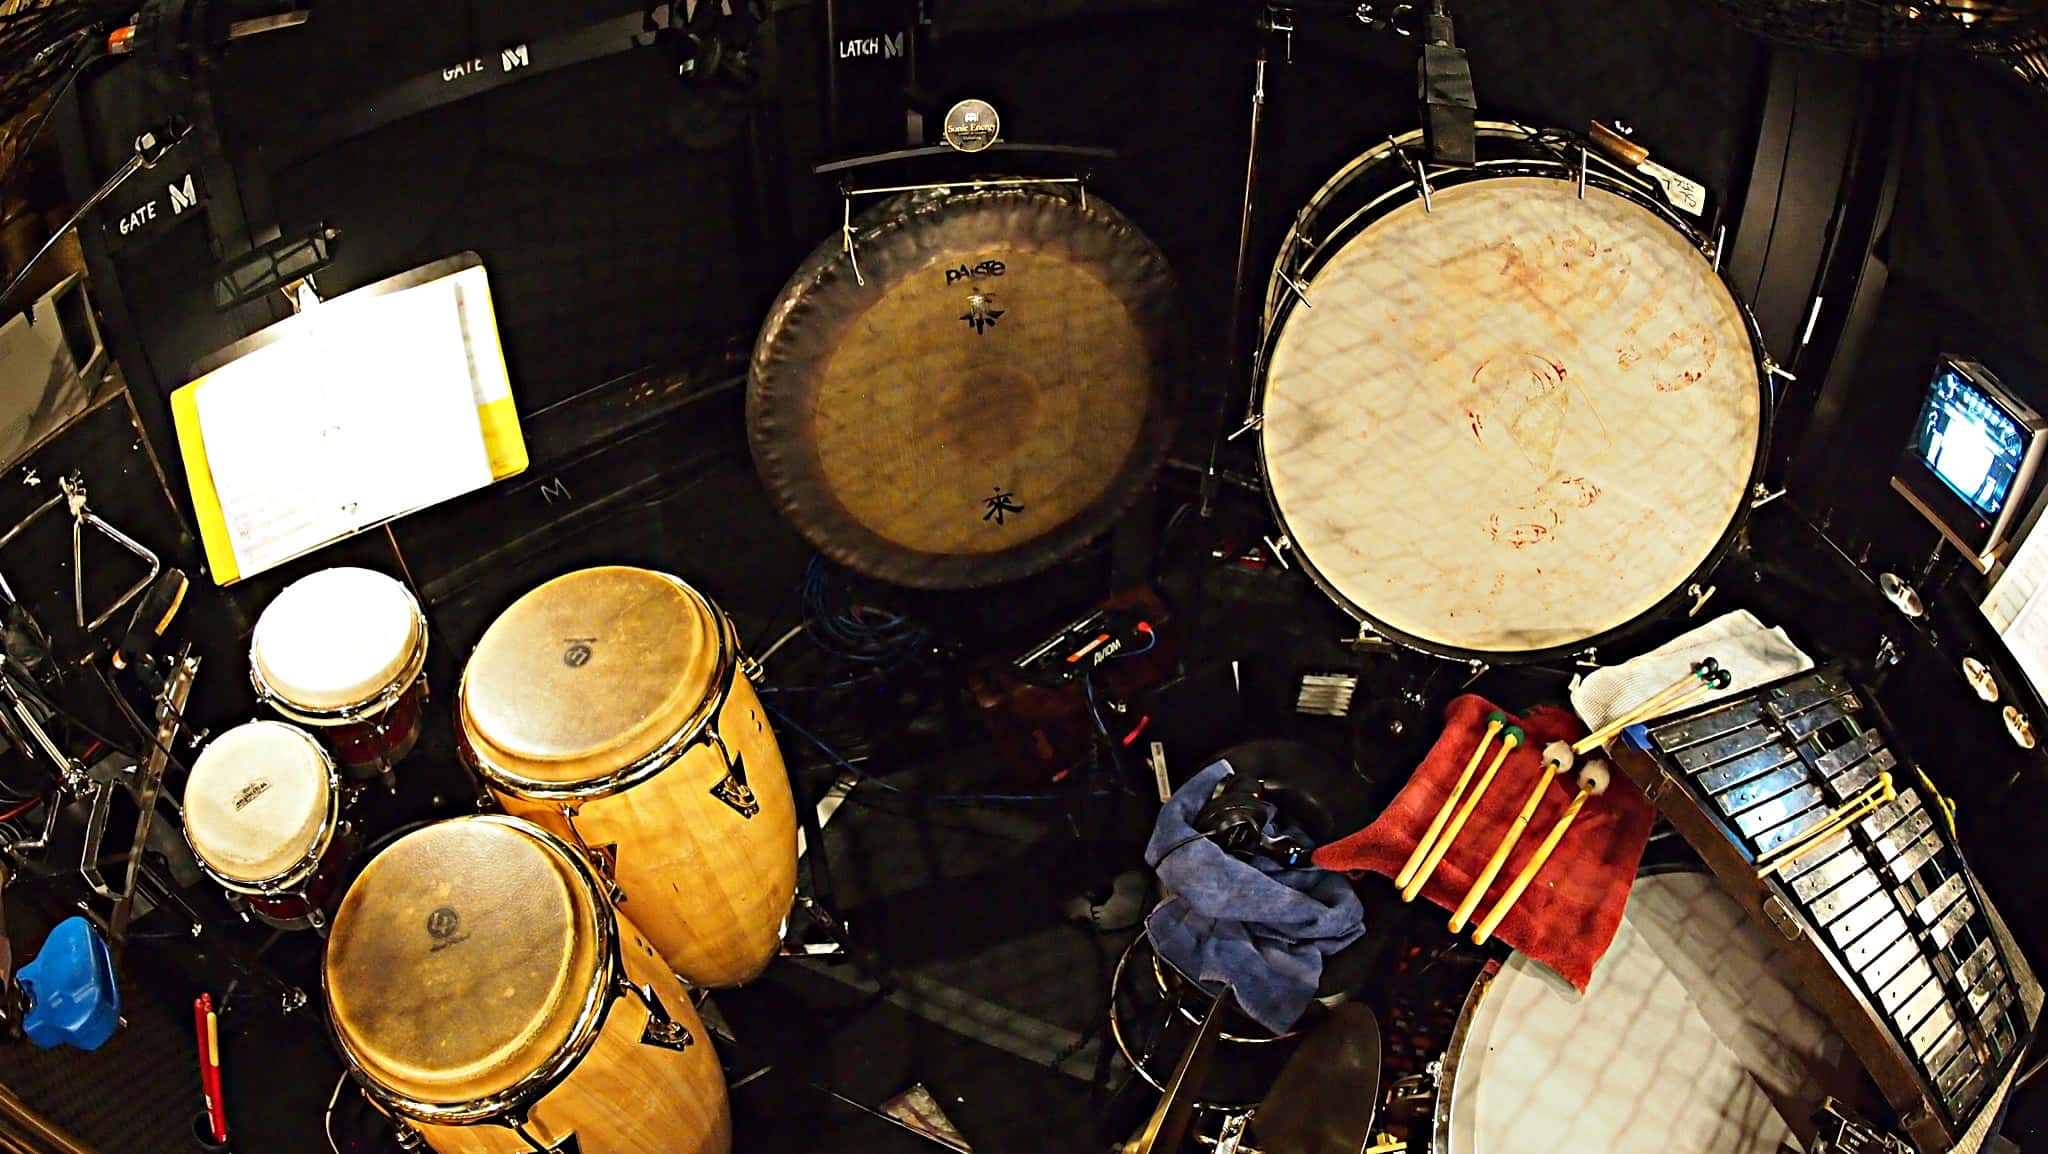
[1909,366,2031,518]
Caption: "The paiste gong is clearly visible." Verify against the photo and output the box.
[1258,125,1766,660]
[749,182,1181,588]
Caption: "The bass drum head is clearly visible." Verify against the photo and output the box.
[1437,872,1847,1154]
[750,183,1181,589]
[1261,143,1761,659]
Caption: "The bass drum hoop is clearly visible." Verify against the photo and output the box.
[1253,124,1772,665]
[748,181,1183,590]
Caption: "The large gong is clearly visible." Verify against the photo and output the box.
[749,183,1181,589]
[1259,126,1766,660]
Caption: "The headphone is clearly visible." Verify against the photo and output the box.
[1194,773,1314,869]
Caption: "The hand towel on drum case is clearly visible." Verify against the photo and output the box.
[1145,761,1366,1034]
[1311,694,1654,990]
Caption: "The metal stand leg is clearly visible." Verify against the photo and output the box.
[782,763,883,986]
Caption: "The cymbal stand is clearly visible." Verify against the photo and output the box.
[1201,6,1291,518]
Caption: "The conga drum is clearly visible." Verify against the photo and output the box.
[325,815,730,1154]
[182,721,353,931]
[457,566,796,987]
[1256,123,1768,662]
[749,181,1182,589]
[251,567,428,780]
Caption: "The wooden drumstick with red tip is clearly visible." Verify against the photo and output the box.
[1471,761,1611,944]
[1395,712,1507,892]
[1403,726,1523,902]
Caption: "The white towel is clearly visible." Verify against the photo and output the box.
[1570,611,1814,731]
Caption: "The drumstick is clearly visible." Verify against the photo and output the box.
[1575,661,1728,753]
[1402,727,1523,902]
[1470,762,1611,944]
[1395,712,1507,891]
[1757,772,1893,866]
[1448,747,1565,934]
[1757,774,1896,879]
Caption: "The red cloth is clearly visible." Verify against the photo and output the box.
[1313,693,1654,990]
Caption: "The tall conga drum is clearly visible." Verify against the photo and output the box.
[251,567,429,781]
[325,815,731,1154]
[456,566,796,987]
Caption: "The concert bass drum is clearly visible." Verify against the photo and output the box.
[1433,870,1851,1153]
[1257,124,1769,662]
[749,181,1182,589]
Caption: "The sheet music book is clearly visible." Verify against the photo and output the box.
[172,255,527,584]
[1984,512,2048,695]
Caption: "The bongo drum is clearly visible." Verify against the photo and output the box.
[1434,871,1852,1154]
[251,567,428,780]
[1257,124,1768,661]
[182,721,352,931]
[457,566,796,988]
[325,815,730,1154]
[749,181,1181,589]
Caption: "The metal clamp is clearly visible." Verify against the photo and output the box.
[558,807,624,906]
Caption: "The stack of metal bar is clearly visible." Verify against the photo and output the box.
[1612,666,2036,1152]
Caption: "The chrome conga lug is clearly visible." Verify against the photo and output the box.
[391,1119,427,1150]
[1575,649,1600,669]
[619,975,696,1053]
[703,725,761,820]
[1750,483,1786,509]
[1227,413,1264,441]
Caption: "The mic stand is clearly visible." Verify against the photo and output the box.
[1202,5,1290,518]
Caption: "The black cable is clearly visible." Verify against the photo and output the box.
[0,657,187,782]
[1152,827,1220,865]
[0,33,90,195]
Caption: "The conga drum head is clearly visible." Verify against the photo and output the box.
[183,721,335,888]
[750,183,1181,589]
[1261,132,1763,660]
[459,567,723,790]
[253,567,425,715]
[325,817,605,1108]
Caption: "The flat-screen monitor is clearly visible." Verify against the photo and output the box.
[1893,356,2048,571]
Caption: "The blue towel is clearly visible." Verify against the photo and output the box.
[1145,760,1366,1034]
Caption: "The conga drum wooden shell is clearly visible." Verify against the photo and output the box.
[458,567,797,988]
[325,816,730,1154]
[402,925,730,1154]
